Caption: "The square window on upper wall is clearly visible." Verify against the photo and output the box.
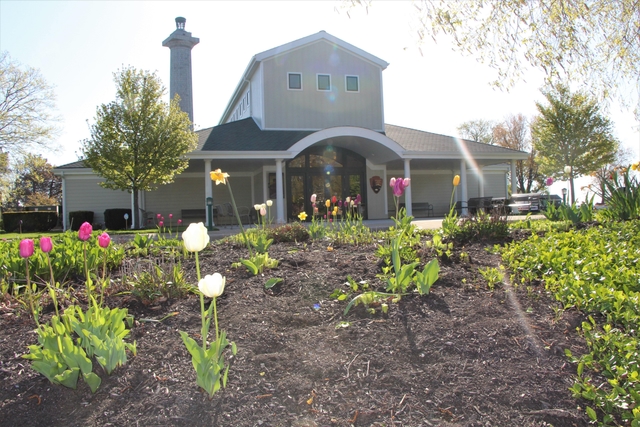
[346,75,359,92]
[288,73,302,90]
[317,74,331,91]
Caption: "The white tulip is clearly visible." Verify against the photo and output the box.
[266,200,273,207]
[198,273,226,298]
[254,204,261,211]
[182,222,210,252]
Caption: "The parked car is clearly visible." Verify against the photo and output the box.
[508,193,542,214]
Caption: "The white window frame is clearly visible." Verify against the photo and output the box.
[345,75,359,93]
[317,73,331,91]
[287,72,302,91]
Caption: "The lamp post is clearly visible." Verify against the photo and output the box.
[561,188,567,205]
[206,197,213,231]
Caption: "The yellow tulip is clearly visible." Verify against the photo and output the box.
[325,200,331,208]
[453,175,460,187]
[210,169,230,185]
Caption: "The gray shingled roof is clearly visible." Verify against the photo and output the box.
[384,124,527,156]
[198,118,314,151]
[55,119,526,170]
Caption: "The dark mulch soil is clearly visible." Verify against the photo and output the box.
[0,234,591,427]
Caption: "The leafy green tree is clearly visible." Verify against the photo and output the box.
[0,52,59,156]
[457,119,495,145]
[410,0,640,115]
[531,85,618,204]
[81,67,198,228]
[493,114,541,193]
[3,153,61,209]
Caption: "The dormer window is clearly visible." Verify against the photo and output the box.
[288,73,302,90]
[346,75,359,92]
[317,74,331,91]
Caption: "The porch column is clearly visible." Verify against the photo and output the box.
[478,167,485,197]
[510,160,517,196]
[61,173,67,230]
[403,159,412,217]
[204,160,214,226]
[460,159,468,216]
[275,159,285,223]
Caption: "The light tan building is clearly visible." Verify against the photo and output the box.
[55,20,528,229]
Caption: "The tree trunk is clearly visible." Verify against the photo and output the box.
[132,187,139,229]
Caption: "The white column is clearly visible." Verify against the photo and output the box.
[275,159,285,223]
[478,168,485,197]
[460,159,468,216]
[61,174,67,230]
[510,160,517,196]
[204,160,214,226]
[403,159,412,217]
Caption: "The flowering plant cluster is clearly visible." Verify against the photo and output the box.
[22,222,136,393]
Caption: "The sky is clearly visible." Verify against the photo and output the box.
[1,0,638,198]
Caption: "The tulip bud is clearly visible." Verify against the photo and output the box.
[198,273,225,298]
[260,207,267,216]
[19,239,34,258]
[39,237,53,253]
[169,213,173,219]
[98,232,111,249]
[78,222,93,241]
[453,175,460,187]
[182,222,210,252]
[331,196,337,204]
[325,200,331,208]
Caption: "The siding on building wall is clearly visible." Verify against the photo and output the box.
[64,176,130,226]
[145,177,206,224]
[261,41,384,130]
[385,170,507,217]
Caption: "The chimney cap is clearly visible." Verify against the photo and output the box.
[175,17,186,29]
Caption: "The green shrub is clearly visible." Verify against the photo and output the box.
[69,211,94,231]
[2,211,58,232]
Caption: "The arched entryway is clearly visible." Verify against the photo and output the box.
[286,146,367,220]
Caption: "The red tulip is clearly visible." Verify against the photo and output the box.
[331,196,337,204]
[39,237,53,253]
[98,232,111,249]
[78,222,93,241]
[19,239,34,258]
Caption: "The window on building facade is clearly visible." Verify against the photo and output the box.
[346,75,359,92]
[288,73,302,90]
[317,74,331,91]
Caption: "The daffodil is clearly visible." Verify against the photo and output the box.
[210,169,230,185]
[631,162,639,171]
[298,211,308,221]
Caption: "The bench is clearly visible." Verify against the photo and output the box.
[467,197,494,215]
[398,202,434,217]
[181,209,207,223]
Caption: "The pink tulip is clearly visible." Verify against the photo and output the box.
[159,221,164,228]
[310,194,317,203]
[403,178,411,187]
[157,213,161,219]
[355,194,361,204]
[169,213,173,219]
[78,222,93,241]
[393,178,406,197]
[178,219,182,225]
[39,237,53,253]
[19,239,34,258]
[545,177,554,186]
[389,177,396,187]
[260,207,267,216]
[98,232,111,248]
